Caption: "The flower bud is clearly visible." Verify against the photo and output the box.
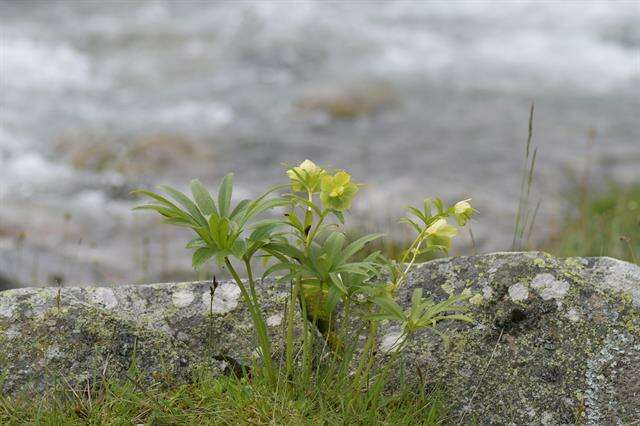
[453,199,474,226]
[286,159,325,193]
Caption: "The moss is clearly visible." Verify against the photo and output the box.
[533,258,546,267]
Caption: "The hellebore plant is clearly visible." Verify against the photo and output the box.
[134,160,474,391]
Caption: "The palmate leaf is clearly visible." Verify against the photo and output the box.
[190,179,218,216]
[192,247,216,269]
[238,184,290,226]
[372,295,406,322]
[335,233,383,265]
[160,185,208,227]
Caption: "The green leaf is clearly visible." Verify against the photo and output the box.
[399,217,422,234]
[132,189,183,212]
[230,239,247,258]
[372,295,406,322]
[425,314,474,325]
[249,220,282,243]
[328,272,348,294]
[163,217,195,227]
[325,284,343,314]
[247,198,290,219]
[261,262,292,281]
[133,204,179,218]
[410,288,424,321]
[324,232,346,265]
[263,243,304,262]
[217,173,234,217]
[332,210,345,224]
[284,212,305,233]
[423,198,432,217]
[433,198,444,214]
[186,237,207,249]
[192,247,215,269]
[366,313,400,322]
[194,226,217,247]
[190,179,218,216]
[284,194,322,216]
[160,185,208,227]
[337,233,383,265]
[229,199,251,220]
[408,206,427,223]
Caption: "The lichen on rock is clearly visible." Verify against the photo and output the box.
[1,252,638,424]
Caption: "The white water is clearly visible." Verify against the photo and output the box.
[1,1,638,287]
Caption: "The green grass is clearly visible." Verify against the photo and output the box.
[544,184,639,264]
[1,367,446,425]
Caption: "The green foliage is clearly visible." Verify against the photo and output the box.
[545,184,640,264]
[0,367,446,425]
[134,159,475,393]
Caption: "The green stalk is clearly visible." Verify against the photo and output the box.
[285,278,301,378]
[243,258,259,305]
[365,346,404,412]
[351,321,378,397]
[225,258,276,387]
[306,210,327,249]
[336,298,351,356]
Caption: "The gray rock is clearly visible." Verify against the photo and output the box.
[1,252,638,425]
[393,252,640,425]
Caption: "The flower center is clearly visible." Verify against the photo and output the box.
[330,186,345,197]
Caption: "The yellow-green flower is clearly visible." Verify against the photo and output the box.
[453,199,474,226]
[286,159,326,193]
[320,171,358,211]
[425,218,458,250]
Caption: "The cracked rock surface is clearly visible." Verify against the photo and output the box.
[1,252,639,425]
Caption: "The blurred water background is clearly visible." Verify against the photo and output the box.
[1,0,639,288]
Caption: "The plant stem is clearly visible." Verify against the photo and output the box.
[244,258,259,304]
[336,298,351,356]
[306,210,327,249]
[352,321,378,396]
[225,258,276,387]
[285,278,301,378]
[300,297,313,388]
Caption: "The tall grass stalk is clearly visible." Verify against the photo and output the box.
[512,103,539,251]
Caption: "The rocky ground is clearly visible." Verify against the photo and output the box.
[1,252,639,424]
